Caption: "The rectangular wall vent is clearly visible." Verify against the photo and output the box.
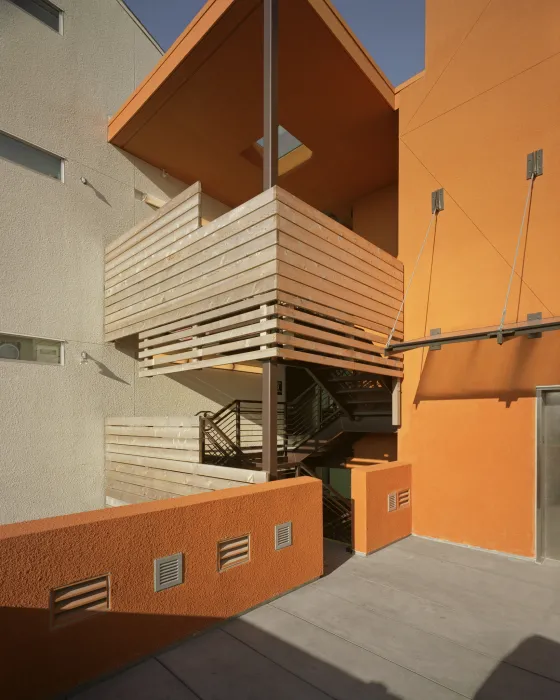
[154,553,183,592]
[50,575,109,629]
[398,489,411,508]
[218,534,250,572]
[388,492,397,512]
[275,521,292,550]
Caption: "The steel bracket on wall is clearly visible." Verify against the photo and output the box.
[429,328,441,351]
[431,188,444,214]
[526,149,543,179]
[527,312,543,339]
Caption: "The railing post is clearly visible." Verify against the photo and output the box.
[236,400,241,449]
[198,415,205,464]
[262,360,278,478]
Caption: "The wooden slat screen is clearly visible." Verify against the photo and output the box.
[105,186,404,378]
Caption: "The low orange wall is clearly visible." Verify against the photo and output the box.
[0,478,322,700]
[351,461,412,555]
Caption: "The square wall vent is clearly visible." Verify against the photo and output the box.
[218,534,250,572]
[275,521,293,550]
[154,553,183,592]
[50,575,110,629]
[388,492,397,512]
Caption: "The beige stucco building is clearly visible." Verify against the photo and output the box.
[0,0,265,524]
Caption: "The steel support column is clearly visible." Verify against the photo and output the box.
[263,0,278,190]
[262,360,278,478]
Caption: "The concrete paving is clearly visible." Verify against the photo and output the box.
[72,536,560,699]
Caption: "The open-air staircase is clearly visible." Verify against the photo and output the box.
[198,368,395,544]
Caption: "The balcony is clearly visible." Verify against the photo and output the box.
[105,185,404,380]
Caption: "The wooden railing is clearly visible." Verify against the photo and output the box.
[105,185,404,378]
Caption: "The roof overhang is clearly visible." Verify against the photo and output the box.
[109,0,397,212]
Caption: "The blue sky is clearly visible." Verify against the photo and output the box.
[125,0,425,86]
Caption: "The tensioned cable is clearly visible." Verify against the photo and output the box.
[386,211,437,349]
[498,173,535,332]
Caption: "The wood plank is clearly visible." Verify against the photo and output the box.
[277,224,402,301]
[278,274,400,336]
[277,202,404,285]
[106,486,151,505]
[105,452,267,481]
[104,265,277,338]
[105,182,201,257]
[281,334,402,375]
[277,319,402,368]
[107,461,255,491]
[138,291,278,340]
[278,253,400,317]
[279,306,386,345]
[106,416,199,427]
[140,305,275,350]
[139,348,276,377]
[106,425,200,438]
[105,197,277,294]
[106,216,277,308]
[142,332,279,368]
[139,319,277,359]
[106,213,199,281]
[106,435,200,450]
[279,347,404,378]
[276,290,403,341]
[106,228,277,317]
[106,474,209,500]
[105,443,201,462]
[106,202,276,299]
[275,188,403,273]
[106,201,200,273]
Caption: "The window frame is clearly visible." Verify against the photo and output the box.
[0,331,65,367]
[8,0,64,35]
[0,129,65,183]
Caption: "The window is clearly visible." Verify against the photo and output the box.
[0,131,63,181]
[257,126,303,159]
[9,0,62,33]
[0,333,64,365]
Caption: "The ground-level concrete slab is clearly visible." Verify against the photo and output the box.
[72,536,560,699]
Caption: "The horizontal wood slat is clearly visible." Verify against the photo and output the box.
[105,186,404,379]
[105,416,268,506]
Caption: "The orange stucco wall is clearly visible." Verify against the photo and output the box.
[0,478,322,699]
[397,0,560,556]
[351,461,412,555]
[353,182,399,257]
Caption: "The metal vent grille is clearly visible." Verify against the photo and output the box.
[218,534,250,572]
[275,521,293,550]
[388,492,397,512]
[398,489,411,508]
[154,553,183,592]
[50,575,109,629]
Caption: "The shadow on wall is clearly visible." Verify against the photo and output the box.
[414,331,560,406]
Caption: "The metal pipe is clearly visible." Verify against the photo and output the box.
[263,0,278,190]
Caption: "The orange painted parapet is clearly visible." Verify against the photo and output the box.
[0,478,322,700]
[350,461,412,555]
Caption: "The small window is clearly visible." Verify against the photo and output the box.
[0,131,63,181]
[0,333,64,365]
[244,125,312,177]
[9,0,62,33]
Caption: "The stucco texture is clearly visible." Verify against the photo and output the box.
[0,1,252,524]
[351,461,412,555]
[0,477,323,700]
[397,0,560,556]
